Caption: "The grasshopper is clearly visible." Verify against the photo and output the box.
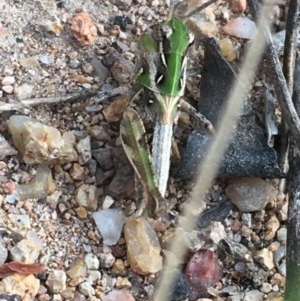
[120,16,214,217]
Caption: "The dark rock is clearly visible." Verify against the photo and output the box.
[113,15,127,31]
[92,148,113,171]
[197,201,232,229]
[173,38,284,179]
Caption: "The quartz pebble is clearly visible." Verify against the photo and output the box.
[1,76,15,85]
[46,270,67,293]
[102,195,115,209]
[225,178,278,212]
[2,85,13,94]
[93,209,125,245]
[84,253,99,270]
[223,17,256,40]
[124,218,162,275]
[78,281,95,297]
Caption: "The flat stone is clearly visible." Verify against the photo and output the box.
[75,184,98,211]
[124,218,162,275]
[225,178,278,212]
[46,270,67,293]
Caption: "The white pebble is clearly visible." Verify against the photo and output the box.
[2,76,15,85]
[2,85,14,94]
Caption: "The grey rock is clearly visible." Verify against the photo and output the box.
[173,38,284,180]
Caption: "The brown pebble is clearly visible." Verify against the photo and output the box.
[75,206,88,219]
[229,0,247,13]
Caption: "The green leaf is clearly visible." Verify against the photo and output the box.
[136,73,152,90]
[159,18,190,96]
[120,108,166,216]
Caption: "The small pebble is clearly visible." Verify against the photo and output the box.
[66,258,87,279]
[101,289,135,301]
[46,270,67,293]
[2,85,14,94]
[276,227,287,243]
[254,248,274,270]
[260,282,272,293]
[78,281,95,297]
[1,76,15,85]
[98,251,116,268]
[93,209,125,246]
[86,270,101,285]
[84,253,100,270]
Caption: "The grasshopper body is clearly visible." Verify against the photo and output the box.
[121,17,192,216]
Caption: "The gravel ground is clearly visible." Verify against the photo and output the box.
[0,0,288,300]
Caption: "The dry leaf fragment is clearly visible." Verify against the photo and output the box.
[0,262,45,277]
